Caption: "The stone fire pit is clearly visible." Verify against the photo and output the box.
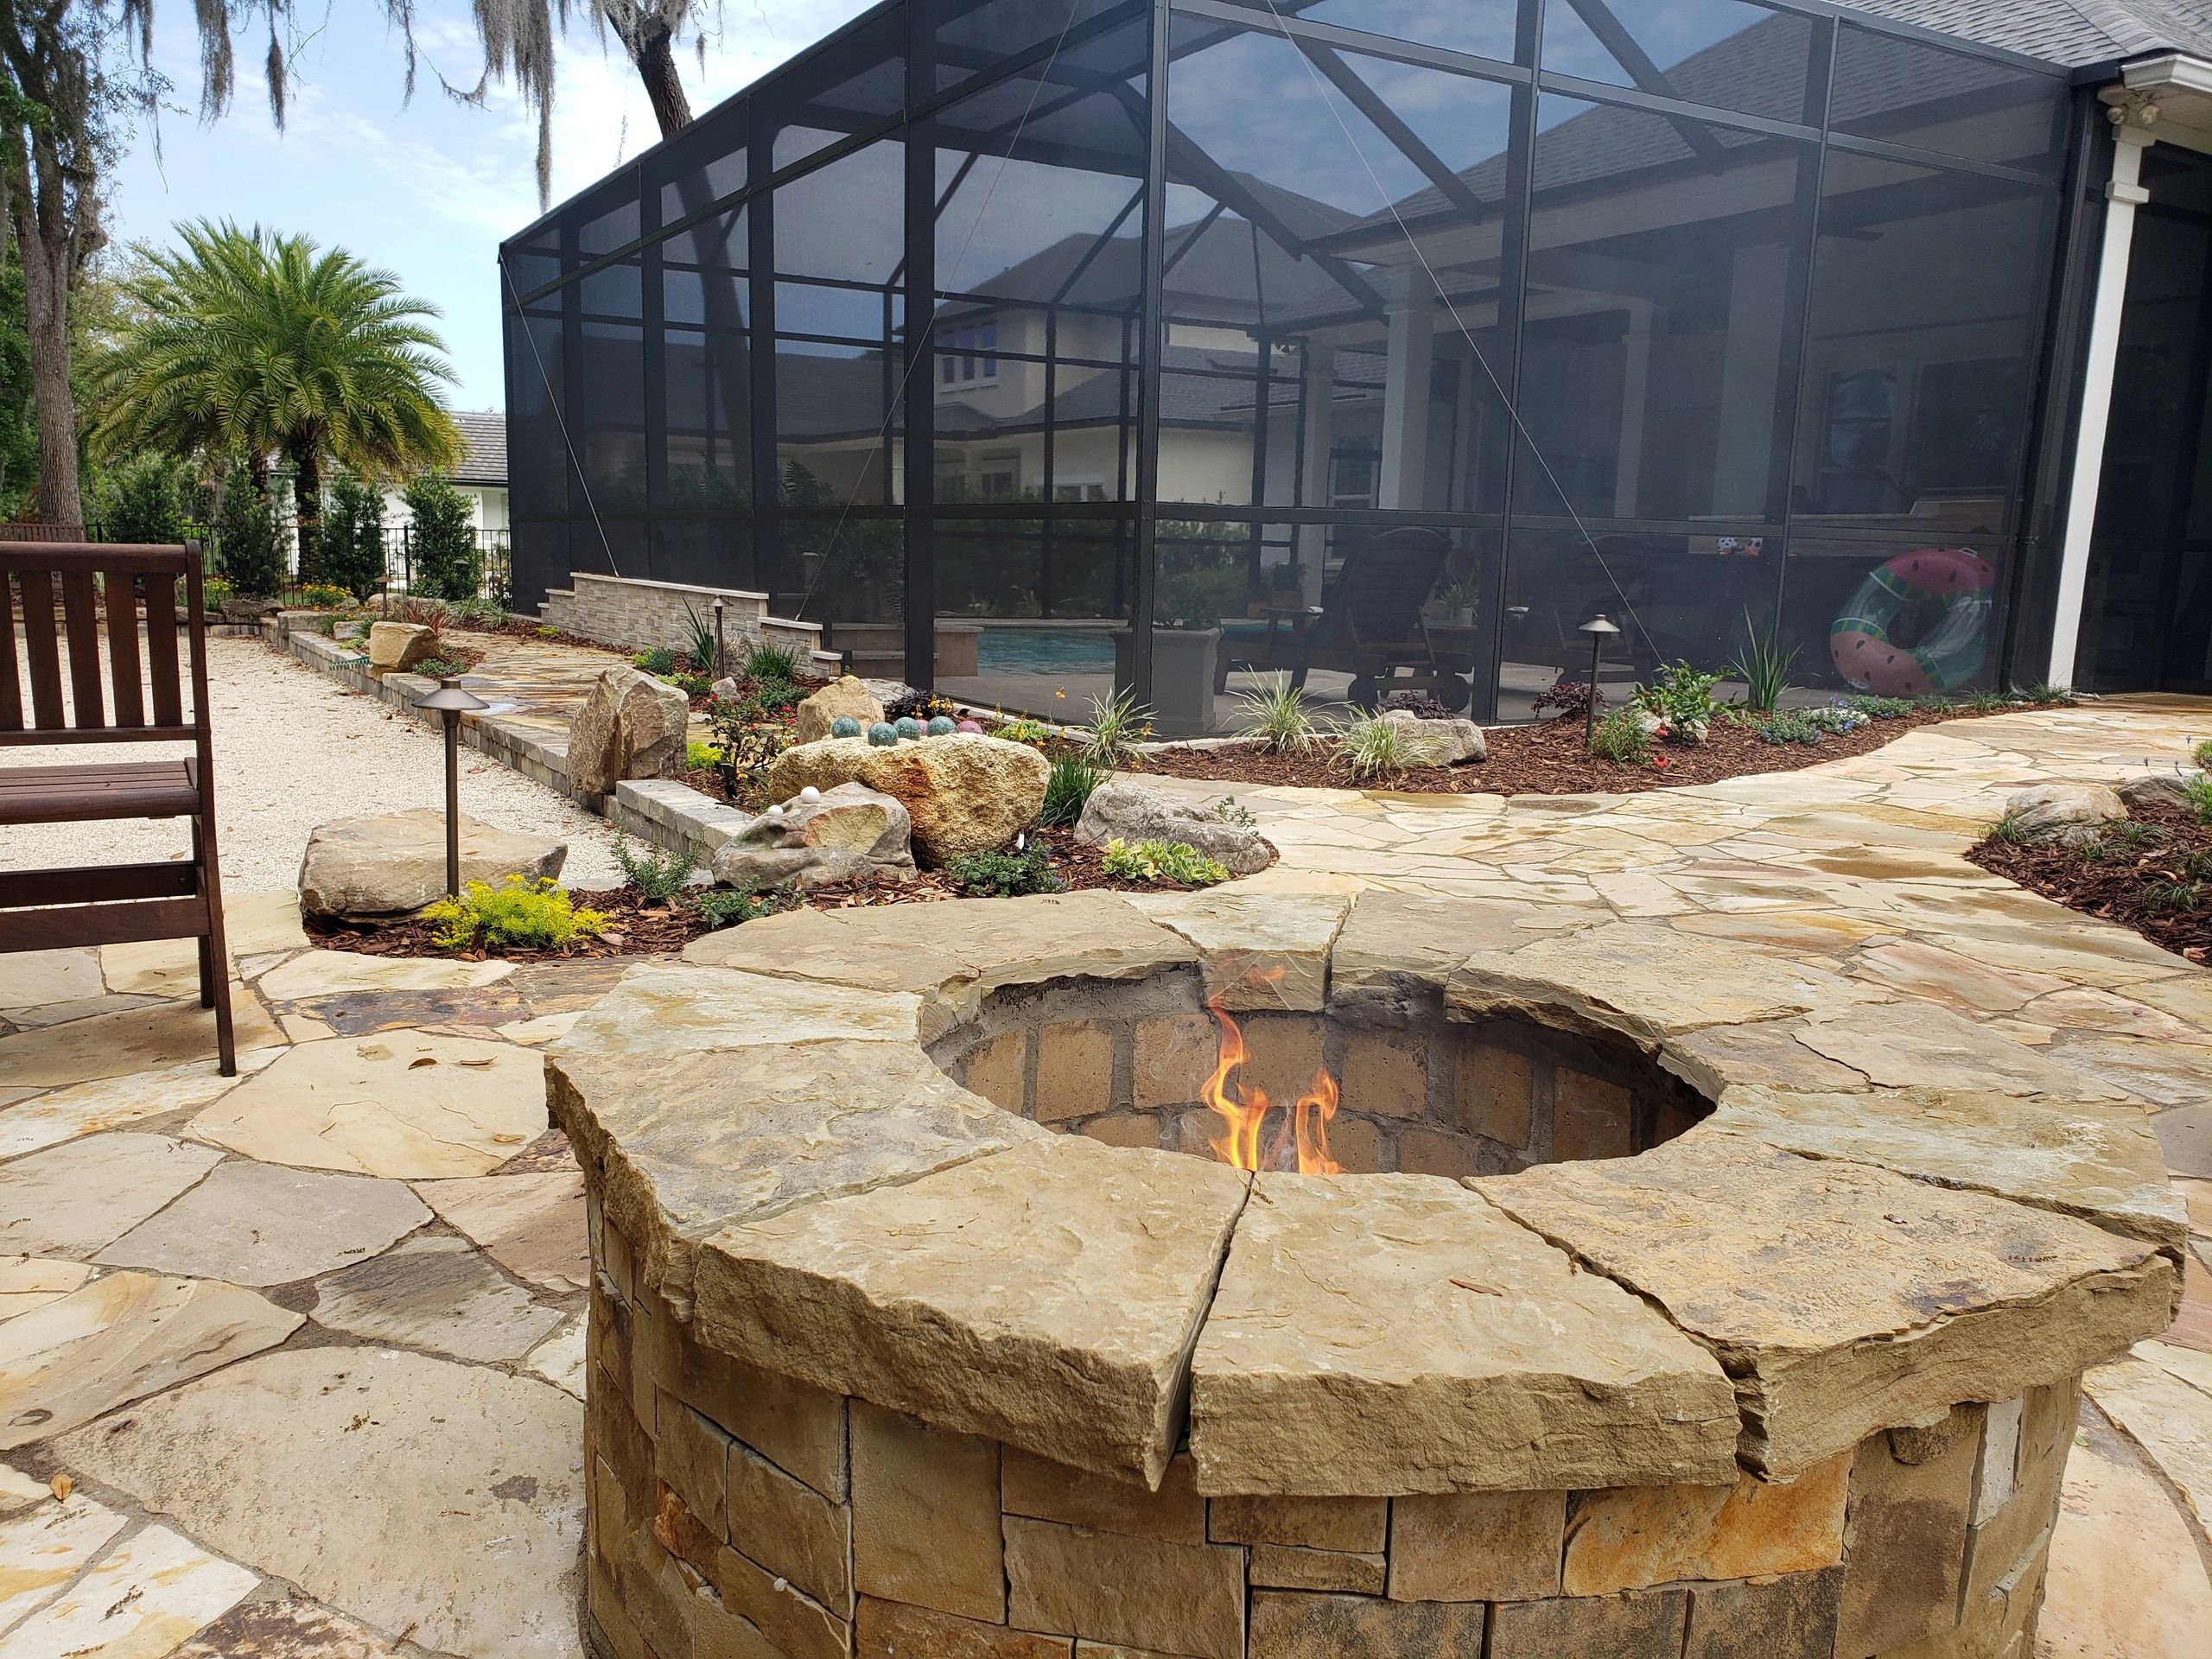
[550,889,2184,1659]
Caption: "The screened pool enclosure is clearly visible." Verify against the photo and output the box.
[501,0,2088,727]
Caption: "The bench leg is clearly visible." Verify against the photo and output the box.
[193,815,237,1078]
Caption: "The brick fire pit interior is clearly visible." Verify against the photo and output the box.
[551,888,2185,1659]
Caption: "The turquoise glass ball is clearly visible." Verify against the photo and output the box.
[927,715,957,736]
[894,716,924,740]
[830,715,861,739]
[867,721,898,747]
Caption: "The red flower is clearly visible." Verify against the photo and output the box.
[1652,753,1669,769]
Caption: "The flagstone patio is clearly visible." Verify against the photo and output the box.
[0,698,2205,1656]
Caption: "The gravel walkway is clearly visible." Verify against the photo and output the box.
[1,633,625,890]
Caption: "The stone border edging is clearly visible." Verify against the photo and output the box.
[546,887,2185,1499]
[263,615,750,861]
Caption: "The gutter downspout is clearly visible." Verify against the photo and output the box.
[2047,105,2154,688]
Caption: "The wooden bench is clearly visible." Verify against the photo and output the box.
[0,543,235,1075]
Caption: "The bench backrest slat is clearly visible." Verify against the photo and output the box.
[0,576,20,730]
[0,543,204,742]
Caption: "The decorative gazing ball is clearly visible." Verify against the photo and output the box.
[894,716,924,740]
[868,721,898,747]
[830,715,861,739]
[956,718,983,734]
[927,715,957,736]
[799,785,820,801]
[766,804,785,817]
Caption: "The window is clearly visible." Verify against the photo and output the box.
[941,321,1000,386]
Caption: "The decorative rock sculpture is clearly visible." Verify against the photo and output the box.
[1075,778,1274,874]
[764,733,1051,865]
[565,666,691,796]
[299,810,567,921]
[792,674,887,745]
[365,621,437,678]
[709,783,915,892]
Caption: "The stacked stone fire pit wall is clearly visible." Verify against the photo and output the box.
[549,890,2186,1659]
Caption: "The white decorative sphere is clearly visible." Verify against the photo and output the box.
[799,785,821,801]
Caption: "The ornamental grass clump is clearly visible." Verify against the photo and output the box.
[1101,838,1229,887]
[1234,674,1329,754]
[1335,711,1413,781]
[613,832,699,901]
[425,878,607,953]
[1727,609,1796,713]
[1084,690,1154,768]
[1039,754,1105,828]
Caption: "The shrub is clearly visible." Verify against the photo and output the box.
[884,688,957,724]
[2186,773,2212,824]
[1211,796,1255,827]
[671,671,712,701]
[1234,674,1327,754]
[613,832,699,901]
[1846,694,1914,719]
[424,877,607,952]
[94,454,195,545]
[403,472,479,601]
[1084,689,1153,767]
[684,739,719,772]
[633,645,679,676]
[1756,711,1823,746]
[1335,711,1413,781]
[693,885,783,928]
[1531,679,1595,721]
[213,463,283,598]
[684,607,723,677]
[998,715,1052,747]
[947,846,1061,897]
[1728,609,1796,713]
[1100,838,1230,887]
[1039,754,1105,828]
[1636,663,1721,741]
[296,582,352,610]
[1588,707,1650,766]
[1803,703,1868,735]
[2193,737,2212,771]
[315,472,389,599]
[745,641,803,683]
[1381,690,1455,720]
[415,653,470,677]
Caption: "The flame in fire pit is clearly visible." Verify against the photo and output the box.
[1202,1001,1343,1175]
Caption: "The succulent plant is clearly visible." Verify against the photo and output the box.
[868,721,899,747]
[927,715,957,736]
[830,715,861,739]
[894,716,924,740]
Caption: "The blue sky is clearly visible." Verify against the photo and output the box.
[108,0,875,409]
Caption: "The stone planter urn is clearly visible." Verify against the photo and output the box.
[1113,626,1221,739]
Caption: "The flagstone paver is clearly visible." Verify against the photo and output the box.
[308,1233,564,1362]
[0,695,2205,1655]
[94,1162,429,1287]
[54,1348,585,1658]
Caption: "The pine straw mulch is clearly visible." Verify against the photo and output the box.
[1140,700,2065,798]
[1965,798,2211,963]
[302,827,1259,963]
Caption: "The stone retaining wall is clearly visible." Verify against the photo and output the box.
[586,1201,2075,1659]
[538,573,831,666]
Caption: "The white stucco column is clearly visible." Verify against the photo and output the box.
[2048,119,2155,689]
[1380,275,1435,511]
[1296,344,1335,601]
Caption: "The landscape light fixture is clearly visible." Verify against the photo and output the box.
[712,599,727,679]
[415,676,491,896]
[1579,613,1621,742]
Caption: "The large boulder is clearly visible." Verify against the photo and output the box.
[2118,770,2207,811]
[567,665,690,796]
[1074,778,1274,875]
[764,734,1049,866]
[366,621,437,677]
[710,783,914,893]
[2001,782,2126,846]
[1381,708,1487,766]
[791,675,887,745]
[299,809,567,922]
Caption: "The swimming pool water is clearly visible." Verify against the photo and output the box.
[976,626,1118,674]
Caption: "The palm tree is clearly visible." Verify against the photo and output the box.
[84,220,463,563]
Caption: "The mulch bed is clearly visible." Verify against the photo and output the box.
[1965,798,2211,963]
[303,828,1255,963]
[1140,701,2064,797]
